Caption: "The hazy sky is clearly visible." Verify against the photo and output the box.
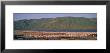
[14,13,97,21]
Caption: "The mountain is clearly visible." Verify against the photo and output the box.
[14,17,97,31]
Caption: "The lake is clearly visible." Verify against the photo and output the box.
[31,29,97,32]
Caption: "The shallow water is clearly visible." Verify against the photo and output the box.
[31,30,97,32]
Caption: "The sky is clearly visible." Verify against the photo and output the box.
[14,13,97,21]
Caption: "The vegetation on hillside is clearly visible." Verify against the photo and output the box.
[14,17,97,31]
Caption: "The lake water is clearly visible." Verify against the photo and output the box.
[32,30,97,32]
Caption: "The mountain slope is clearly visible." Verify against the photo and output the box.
[14,17,97,31]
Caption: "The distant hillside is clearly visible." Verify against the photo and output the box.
[14,17,97,31]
